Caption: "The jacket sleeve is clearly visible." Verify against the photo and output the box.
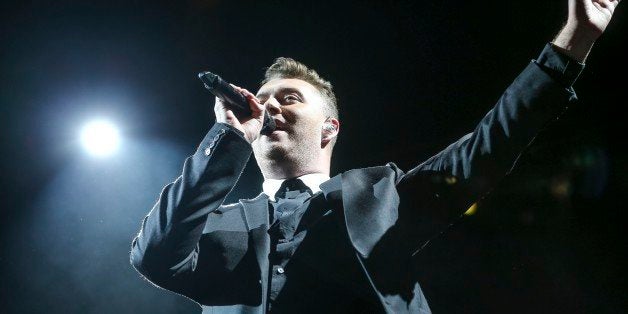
[396,44,585,239]
[129,123,252,299]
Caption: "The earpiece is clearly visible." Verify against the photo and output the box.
[321,118,339,146]
[322,123,337,132]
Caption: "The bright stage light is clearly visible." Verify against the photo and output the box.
[80,120,120,157]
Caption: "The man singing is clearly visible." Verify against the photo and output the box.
[130,1,621,312]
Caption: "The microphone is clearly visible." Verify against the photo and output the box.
[198,71,276,135]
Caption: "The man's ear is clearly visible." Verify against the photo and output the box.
[321,117,340,147]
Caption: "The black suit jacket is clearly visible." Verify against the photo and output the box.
[130,45,582,313]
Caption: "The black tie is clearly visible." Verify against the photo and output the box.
[272,178,313,221]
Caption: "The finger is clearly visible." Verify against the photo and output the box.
[240,89,256,100]
[239,88,259,101]
[229,84,263,109]
[233,87,262,111]
[242,91,265,113]
[606,0,621,8]
[229,83,244,93]
[598,0,620,10]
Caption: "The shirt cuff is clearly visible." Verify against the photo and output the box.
[216,122,248,143]
[534,43,585,88]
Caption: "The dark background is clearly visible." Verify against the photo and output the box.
[1,0,626,313]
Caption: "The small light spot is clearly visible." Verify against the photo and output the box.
[464,203,478,216]
[445,176,457,185]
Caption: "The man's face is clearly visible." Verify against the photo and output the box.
[252,78,328,162]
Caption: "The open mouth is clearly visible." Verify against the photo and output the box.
[272,120,288,132]
[262,120,287,138]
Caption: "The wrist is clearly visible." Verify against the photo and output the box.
[552,22,598,63]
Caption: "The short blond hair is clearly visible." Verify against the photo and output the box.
[261,57,338,120]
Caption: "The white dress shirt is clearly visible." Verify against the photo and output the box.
[263,173,330,201]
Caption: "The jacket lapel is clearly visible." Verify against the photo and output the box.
[239,193,271,272]
[340,164,402,258]
[239,193,271,313]
[320,174,343,205]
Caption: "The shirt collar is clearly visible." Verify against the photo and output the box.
[263,173,330,201]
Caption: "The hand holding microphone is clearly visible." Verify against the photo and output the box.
[199,72,276,143]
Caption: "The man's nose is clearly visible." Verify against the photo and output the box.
[265,98,282,115]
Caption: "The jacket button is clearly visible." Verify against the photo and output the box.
[204,147,212,156]
[276,267,285,274]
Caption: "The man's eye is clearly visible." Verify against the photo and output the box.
[284,95,300,102]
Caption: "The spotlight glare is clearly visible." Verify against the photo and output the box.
[80,120,120,157]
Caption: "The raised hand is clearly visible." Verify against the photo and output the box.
[570,0,621,35]
[553,0,622,62]
[214,85,266,143]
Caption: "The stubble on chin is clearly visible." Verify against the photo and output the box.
[253,137,289,163]
[265,144,291,162]
[255,135,318,171]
